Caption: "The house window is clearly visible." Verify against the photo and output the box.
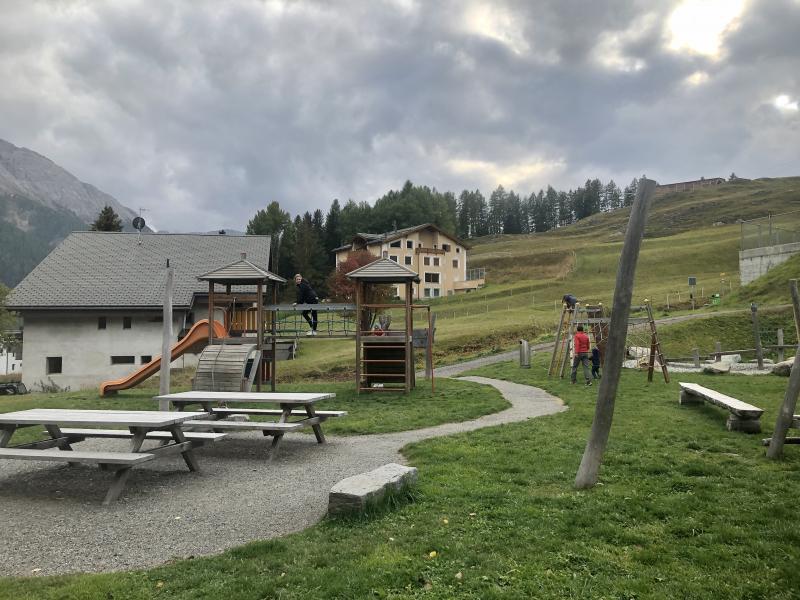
[123,316,132,329]
[456,247,461,253]
[452,259,459,268]
[141,355,152,364]
[425,273,440,283]
[433,257,440,267]
[390,240,401,248]
[389,255,398,262]
[433,244,438,249]
[98,316,107,330]
[433,288,440,297]
[424,288,432,298]
[46,356,62,375]
[424,256,431,266]
[406,240,413,249]
[111,356,136,365]
[418,243,422,248]
[382,250,388,258]
[443,244,451,252]
[404,256,412,265]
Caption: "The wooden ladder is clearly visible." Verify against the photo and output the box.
[645,302,670,383]
[548,304,577,378]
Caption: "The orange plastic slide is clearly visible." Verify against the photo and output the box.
[99,319,227,396]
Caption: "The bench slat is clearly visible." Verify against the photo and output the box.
[58,428,227,442]
[184,420,305,432]
[210,408,347,418]
[678,382,763,417]
[0,448,154,465]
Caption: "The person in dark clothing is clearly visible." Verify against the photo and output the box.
[570,325,592,386]
[591,346,601,379]
[293,273,319,336]
[562,294,577,309]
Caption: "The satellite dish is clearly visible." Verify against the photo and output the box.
[132,217,146,231]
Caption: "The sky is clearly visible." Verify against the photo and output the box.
[0,0,798,232]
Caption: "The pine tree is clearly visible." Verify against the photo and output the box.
[246,201,291,273]
[90,206,123,232]
[323,199,343,267]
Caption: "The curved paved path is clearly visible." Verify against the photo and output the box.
[0,374,564,577]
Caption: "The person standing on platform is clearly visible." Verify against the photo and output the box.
[293,273,319,336]
[562,293,578,309]
[571,325,592,386]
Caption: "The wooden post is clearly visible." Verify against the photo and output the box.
[692,348,700,368]
[715,341,722,362]
[777,329,784,363]
[427,309,435,392]
[208,282,214,345]
[405,281,413,393]
[158,261,174,411]
[751,303,764,370]
[355,282,362,394]
[256,282,263,392]
[767,280,800,459]
[271,285,277,392]
[575,178,656,490]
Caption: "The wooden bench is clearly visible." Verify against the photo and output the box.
[678,382,764,433]
[0,448,155,465]
[210,408,347,419]
[183,420,308,460]
[58,429,227,444]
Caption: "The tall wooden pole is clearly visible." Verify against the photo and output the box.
[751,303,764,369]
[575,178,656,489]
[158,261,174,411]
[256,281,263,392]
[271,285,277,392]
[207,282,214,345]
[355,282,362,394]
[767,280,800,459]
[405,281,413,393]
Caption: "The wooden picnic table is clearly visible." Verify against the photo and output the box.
[154,391,344,460]
[0,409,211,505]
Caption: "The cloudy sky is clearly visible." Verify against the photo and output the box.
[1,0,798,231]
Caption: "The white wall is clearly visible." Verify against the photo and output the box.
[739,242,800,285]
[20,311,200,391]
[0,348,22,375]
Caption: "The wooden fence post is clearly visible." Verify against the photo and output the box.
[715,341,722,362]
[575,178,656,490]
[777,328,784,363]
[751,303,764,369]
[767,280,800,459]
[692,348,700,368]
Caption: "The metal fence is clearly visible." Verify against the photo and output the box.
[740,210,800,251]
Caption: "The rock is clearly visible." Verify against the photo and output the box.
[720,354,741,364]
[328,463,418,516]
[703,362,731,374]
[772,359,795,377]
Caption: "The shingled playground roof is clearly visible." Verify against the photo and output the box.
[7,232,273,310]
[197,258,286,285]
[345,257,420,283]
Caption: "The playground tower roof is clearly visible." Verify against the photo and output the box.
[346,257,420,283]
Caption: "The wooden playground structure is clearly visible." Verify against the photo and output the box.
[548,300,669,383]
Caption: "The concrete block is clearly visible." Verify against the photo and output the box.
[328,463,417,516]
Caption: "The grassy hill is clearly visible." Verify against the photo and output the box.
[276,177,800,380]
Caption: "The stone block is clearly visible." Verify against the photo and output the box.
[328,463,418,516]
[726,415,761,434]
[772,359,795,377]
[703,362,730,375]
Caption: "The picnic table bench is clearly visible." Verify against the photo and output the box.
[0,409,211,504]
[678,382,764,433]
[154,391,346,460]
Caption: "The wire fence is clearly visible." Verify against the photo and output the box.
[740,210,800,251]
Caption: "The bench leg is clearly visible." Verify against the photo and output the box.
[727,415,761,433]
[45,424,81,467]
[679,390,703,405]
[305,406,326,444]
[0,425,15,447]
[103,467,132,506]
[169,426,200,472]
[267,432,284,462]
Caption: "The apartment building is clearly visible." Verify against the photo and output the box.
[334,223,484,298]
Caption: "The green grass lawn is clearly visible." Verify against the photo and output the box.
[4,353,800,598]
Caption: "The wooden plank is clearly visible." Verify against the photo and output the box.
[0,448,155,464]
[678,383,763,418]
[156,391,335,404]
[184,420,306,431]
[0,409,206,427]
[211,408,347,417]
[10,436,85,450]
[58,428,226,442]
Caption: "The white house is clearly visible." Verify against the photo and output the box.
[0,347,22,376]
[7,231,272,391]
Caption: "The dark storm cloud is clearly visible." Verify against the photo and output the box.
[0,0,797,231]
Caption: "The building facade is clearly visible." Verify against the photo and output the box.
[334,224,484,298]
[7,232,271,391]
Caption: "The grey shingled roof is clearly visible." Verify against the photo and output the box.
[346,257,420,283]
[198,259,286,284]
[7,232,273,310]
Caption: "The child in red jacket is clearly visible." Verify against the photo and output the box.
[571,325,592,386]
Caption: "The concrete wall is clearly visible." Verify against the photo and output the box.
[20,310,203,391]
[739,241,800,285]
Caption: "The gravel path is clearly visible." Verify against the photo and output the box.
[0,374,563,577]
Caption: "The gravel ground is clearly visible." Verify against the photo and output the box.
[0,372,564,577]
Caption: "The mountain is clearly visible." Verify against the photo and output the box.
[0,138,142,287]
